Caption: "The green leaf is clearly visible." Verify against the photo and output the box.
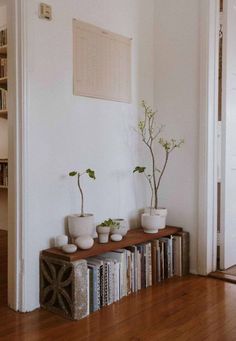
[69,171,77,176]
[100,218,119,227]
[133,166,146,174]
[86,168,96,180]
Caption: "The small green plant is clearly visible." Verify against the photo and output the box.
[69,169,96,217]
[100,218,119,227]
[133,101,184,209]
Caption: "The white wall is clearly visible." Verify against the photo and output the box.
[0,4,7,231]
[24,0,155,310]
[154,0,200,273]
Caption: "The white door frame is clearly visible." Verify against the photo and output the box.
[198,0,219,275]
[7,0,28,311]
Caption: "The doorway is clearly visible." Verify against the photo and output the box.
[207,0,236,281]
[0,2,8,306]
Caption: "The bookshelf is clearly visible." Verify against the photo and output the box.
[0,29,7,117]
[0,159,8,189]
[40,226,189,321]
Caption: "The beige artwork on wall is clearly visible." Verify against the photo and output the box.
[73,19,131,103]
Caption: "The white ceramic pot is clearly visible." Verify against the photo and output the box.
[75,235,94,250]
[68,214,94,240]
[141,212,165,234]
[144,207,167,229]
[110,218,129,236]
[96,225,110,244]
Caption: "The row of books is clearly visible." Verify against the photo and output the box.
[0,162,8,186]
[0,57,7,78]
[0,28,7,47]
[86,231,189,315]
[0,89,7,110]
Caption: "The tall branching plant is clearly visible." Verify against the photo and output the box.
[133,101,184,210]
[69,169,96,217]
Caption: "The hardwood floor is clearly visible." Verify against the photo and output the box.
[1,275,236,340]
[0,229,7,306]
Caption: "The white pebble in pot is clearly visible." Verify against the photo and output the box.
[111,234,122,242]
[75,235,94,250]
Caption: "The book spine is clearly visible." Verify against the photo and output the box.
[89,268,93,313]
[156,244,161,282]
[152,241,157,285]
[182,232,190,275]
[103,263,108,306]
[87,268,90,316]
[99,265,104,307]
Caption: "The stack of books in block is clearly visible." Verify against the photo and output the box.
[0,162,8,186]
[0,28,7,46]
[86,231,189,315]
[0,57,7,78]
[0,89,7,110]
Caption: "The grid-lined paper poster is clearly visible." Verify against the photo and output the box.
[73,19,131,103]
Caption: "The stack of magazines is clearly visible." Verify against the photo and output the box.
[86,232,189,315]
[0,28,7,47]
[0,89,7,110]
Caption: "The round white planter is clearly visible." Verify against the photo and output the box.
[68,214,94,240]
[144,207,167,229]
[110,218,129,236]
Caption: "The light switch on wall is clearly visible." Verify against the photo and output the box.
[39,3,52,21]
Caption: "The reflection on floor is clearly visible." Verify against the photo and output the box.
[209,265,236,284]
[222,265,236,276]
[0,230,7,306]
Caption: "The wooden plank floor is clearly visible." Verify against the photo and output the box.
[1,275,236,340]
[0,229,7,306]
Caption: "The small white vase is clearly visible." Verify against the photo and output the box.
[96,225,110,244]
[144,207,167,229]
[68,214,94,240]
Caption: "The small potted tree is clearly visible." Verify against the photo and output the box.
[133,101,184,233]
[68,168,96,240]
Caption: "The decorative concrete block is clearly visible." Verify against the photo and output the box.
[40,254,87,320]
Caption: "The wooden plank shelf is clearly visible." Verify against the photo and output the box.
[0,185,7,189]
[0,45,7,54]
[43,226,182,262]
[0,159,8,163]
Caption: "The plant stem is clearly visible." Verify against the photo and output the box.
[77,174,84,217]
[149,145,158,209]
[145,173,154,209]
[155,151,169,209]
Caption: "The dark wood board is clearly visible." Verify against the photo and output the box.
[42,226,182,262]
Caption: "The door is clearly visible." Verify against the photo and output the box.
[221,0,236,269]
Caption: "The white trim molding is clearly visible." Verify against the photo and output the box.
[198,0,219,275]
[7,0,29,311]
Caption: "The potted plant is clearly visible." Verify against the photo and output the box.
[96,218,119,244]
[68,168,96,240]
[133,101,184,233]
[110,218,129,236]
